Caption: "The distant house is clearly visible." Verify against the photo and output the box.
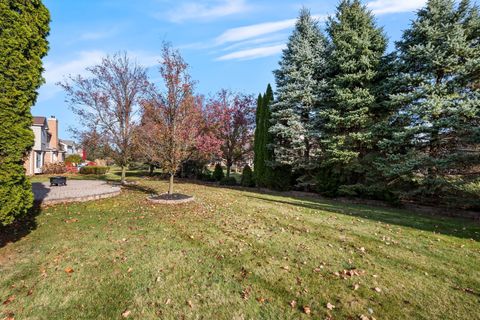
[59,139,83,157]
[24,116,67,175]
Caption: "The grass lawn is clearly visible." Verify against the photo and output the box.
[1,177,479,319]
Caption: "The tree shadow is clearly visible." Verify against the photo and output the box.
[245,194,480,241]
[120,183,158,195]
[0,203,43,249]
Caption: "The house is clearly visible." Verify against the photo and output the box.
[59,139,83,157]
[24,116,67,175]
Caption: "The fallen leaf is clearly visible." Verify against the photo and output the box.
[303,306,311,315]
[353,284,360,290]
[256,297,266,303]
[289,300,297,308]
[64,267,74,274]
[3,295,15,305]
[327,302,335,310]
[187,300,193,308]
[165,298,171,305]
[373,287,382,293]
[121,309,131,318]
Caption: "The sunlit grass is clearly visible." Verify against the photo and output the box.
[1,178,479,319]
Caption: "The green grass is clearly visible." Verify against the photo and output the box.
[1,177,479,319]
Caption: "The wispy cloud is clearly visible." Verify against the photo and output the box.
[216,44,286,61]
[39,50,161,101]
[215,18,297,45]
[166,0,251,23]
[367,0,426,14]
[211,14,325,61]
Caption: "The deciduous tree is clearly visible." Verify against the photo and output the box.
[206,90,255,177]
[60,53,149,184]
[136,44,200,195]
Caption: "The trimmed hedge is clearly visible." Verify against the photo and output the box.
[220,176,237,186]
[79,166,109,175]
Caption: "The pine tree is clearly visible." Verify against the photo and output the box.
[317,0,387,194]
[378,0,480,203]
[0,1,50,225]
[253,94,264,185]
[270,8,328,185]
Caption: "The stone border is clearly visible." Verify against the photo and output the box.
[37,190,121,206]
[147,194,195,205]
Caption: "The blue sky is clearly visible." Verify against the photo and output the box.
[36,0,426,139]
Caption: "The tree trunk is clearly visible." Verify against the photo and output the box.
[121,166,127,184]
[149,164,154,176]
[226,164,231,177]
[168,173,174,195]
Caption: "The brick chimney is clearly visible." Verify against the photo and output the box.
[47,116,59,150]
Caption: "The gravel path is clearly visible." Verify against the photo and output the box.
[32,180,121,205]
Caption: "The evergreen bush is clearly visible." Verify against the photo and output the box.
[0,1,50,225]
[213,163,225,182]
[241,165,255,187]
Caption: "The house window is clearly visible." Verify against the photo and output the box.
[36,151,42,169]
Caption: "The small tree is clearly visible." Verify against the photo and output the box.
[206,90,255,177]
[137,43,199,195]
[213,163,225,181]
[60,53,148,184]
[241,165,254,187]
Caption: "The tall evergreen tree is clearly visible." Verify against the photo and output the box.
[0,1,50,225]
[317,0,387,194]
[378,0,480,203]
[270,8,328,186]
[262,84,275,188]
[253,94,264,185]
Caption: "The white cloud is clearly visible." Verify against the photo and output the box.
[216,44,286,61]
[212,14,325,61]
[44,50,106,85]
[214,14,325,45]
[367,0,426,14]
[215,18,297,45]
[167,0,250,23]
[39,50,161,101]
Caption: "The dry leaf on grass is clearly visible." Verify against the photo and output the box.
[64,267,74,274]
[303,306,311,314]
[326,302,335,310]
[289,300,297,308]
[121,309,131,318]
[3,295,15,305]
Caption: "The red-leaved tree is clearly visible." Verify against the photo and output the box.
[136,44,202,195]
[206,90,256,177]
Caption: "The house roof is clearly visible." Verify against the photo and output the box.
[33,116,47,126]
[59,139,76,146]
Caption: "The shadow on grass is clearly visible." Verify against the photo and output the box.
[0,202,42,249]
[245,195,480,241]
[120,183,158,195]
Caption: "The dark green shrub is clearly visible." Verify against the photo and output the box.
[197,169,215,182]
[220,176,237,186]
[0,2,50,225]
[65,154,82,164]
[268,165,292,191]
[213,163,225,181]
[241,165,255,187]
[79,166,109,175]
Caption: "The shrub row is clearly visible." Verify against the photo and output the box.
[79,166,109,175]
